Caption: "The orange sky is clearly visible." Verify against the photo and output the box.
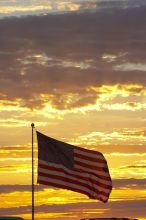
[0,0,146,220]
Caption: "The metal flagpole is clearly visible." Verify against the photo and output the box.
[31,123,35,220]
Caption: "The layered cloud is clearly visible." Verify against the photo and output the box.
[67,127,146,147]
[0,0,97,17]
[1,0,146,18]
[0,178,145,193]
[0,179,146,219]
[0,5,146,111]
[0,196,146,219]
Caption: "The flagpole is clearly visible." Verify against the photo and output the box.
[31,123,35,220]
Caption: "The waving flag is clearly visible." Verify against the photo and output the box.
[37,131,112,203]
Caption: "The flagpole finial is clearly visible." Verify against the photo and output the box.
[31,123,35,128]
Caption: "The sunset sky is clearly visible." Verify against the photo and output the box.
[0,0,146,219]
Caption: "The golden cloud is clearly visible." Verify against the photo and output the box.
[0,1,97,16]
[67,128,146,147]
[0,83,146,130]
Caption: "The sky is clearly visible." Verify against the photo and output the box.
[0,0,146,219]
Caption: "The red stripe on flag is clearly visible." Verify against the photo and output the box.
[74,152,106,163]
[38,161,112,200]
[39,162,112,183]
[75,147,103,157]
[75,160,107,172]
[38,170,110,198]
[37,131,112,203]
[38,179,91,198]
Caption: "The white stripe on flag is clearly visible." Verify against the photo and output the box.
[74,148,104,160]
[37,132,112,203]
[38,167,110,194]
[39,159,112,185]
[74,156,106,168]
[38,175,108,201]
[75,164,109,177]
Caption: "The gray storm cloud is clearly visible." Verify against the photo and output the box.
[0,3,146,108]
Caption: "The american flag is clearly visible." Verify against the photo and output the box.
[37,131,112,203]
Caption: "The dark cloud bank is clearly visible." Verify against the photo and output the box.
[0,200,146,218]
[0,178,145,193]
[0,179,146,218]
[0,3,146,108]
